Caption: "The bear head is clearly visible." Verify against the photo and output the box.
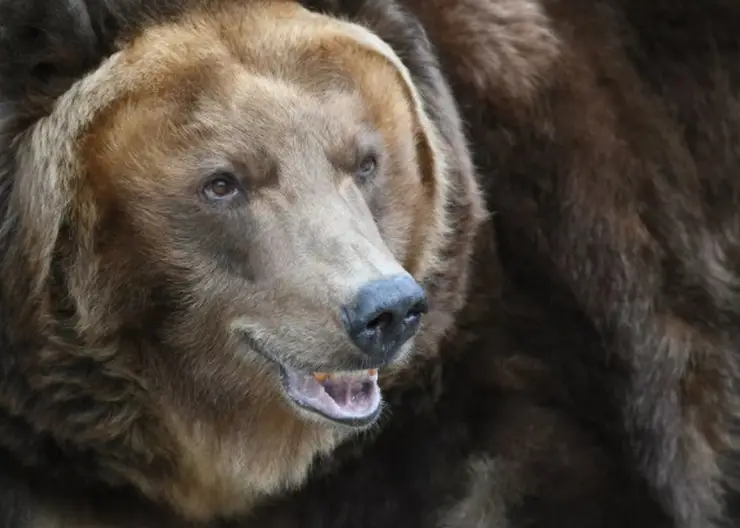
[0,0,484,521]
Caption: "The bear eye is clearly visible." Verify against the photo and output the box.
[355,154,378,184]
[201,172,241,201]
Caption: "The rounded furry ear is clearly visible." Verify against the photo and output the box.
[0,0,188,333]
[0,0,105,334]
[330,17,452,278]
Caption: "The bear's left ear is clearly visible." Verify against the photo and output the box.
[332,18,452,277]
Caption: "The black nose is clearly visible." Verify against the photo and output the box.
[341,274,428,364]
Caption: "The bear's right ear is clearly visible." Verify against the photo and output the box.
[0,0,144,334]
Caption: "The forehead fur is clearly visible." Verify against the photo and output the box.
[9,0,453,313]
[19,0,446,181]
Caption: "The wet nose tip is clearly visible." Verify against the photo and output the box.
[341,274,428,364]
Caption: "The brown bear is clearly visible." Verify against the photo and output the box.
[0,0,483,526]
[0,1,739,528]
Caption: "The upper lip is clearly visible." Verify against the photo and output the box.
[243,332,391,373]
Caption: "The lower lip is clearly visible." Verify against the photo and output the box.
[278,366,382,428]
[249,342,383,427]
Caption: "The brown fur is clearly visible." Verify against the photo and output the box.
[0,1,482,526]
[2,0,740,527]
[406,1,740,524]
[244,1,740,527]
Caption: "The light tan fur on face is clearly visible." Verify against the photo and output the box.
[14,0,452,521]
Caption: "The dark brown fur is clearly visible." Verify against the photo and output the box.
[246,1,740,527]
[1,0,740,527]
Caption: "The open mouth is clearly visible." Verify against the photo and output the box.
[279,366,382,427]
[245,337,384,428]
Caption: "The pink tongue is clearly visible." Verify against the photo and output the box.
[282,370,381,422]
[323,378,369,407]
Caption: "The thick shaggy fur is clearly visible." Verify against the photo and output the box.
[0,1,482,526]
[247,1,740,527]
[1,1,740,528]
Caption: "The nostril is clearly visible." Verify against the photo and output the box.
[405,300,428,322]
[366,299,427,332]
[342,274,428,363]
[366,310,395,331]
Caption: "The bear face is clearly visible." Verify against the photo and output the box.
[0,1,479,523]
[79,5,442,425]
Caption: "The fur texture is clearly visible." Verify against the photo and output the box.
[1,0,740,527]
[0,0,482,526]
[247,1,740,527]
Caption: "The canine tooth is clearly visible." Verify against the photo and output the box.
[312,372,329,383]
